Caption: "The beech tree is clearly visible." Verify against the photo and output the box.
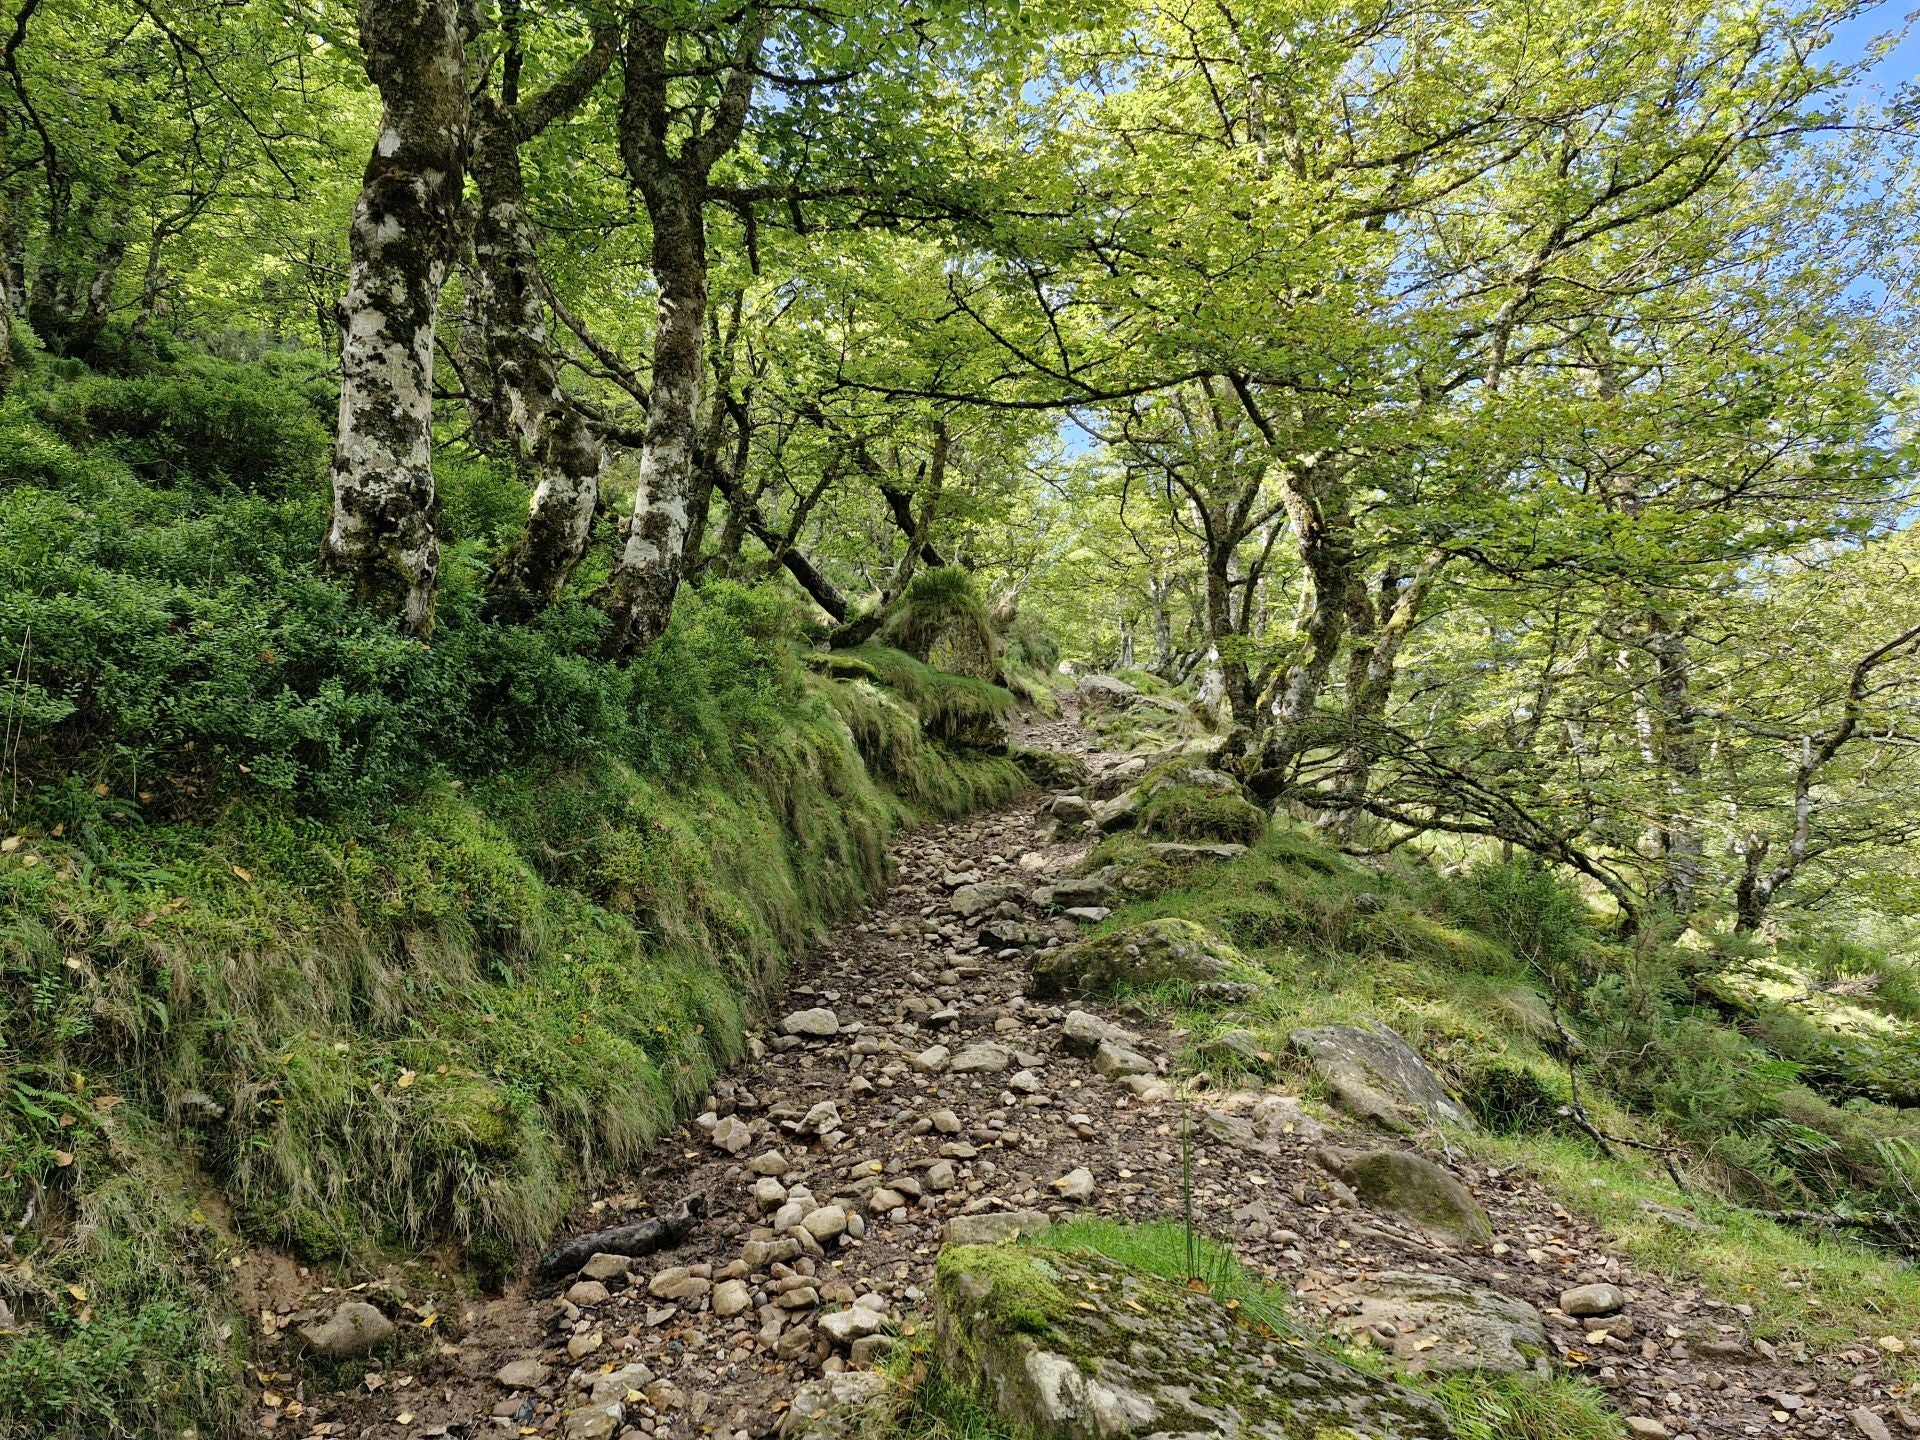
[318,0,473,633]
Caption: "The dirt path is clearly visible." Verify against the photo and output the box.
[285,709,1910,1440]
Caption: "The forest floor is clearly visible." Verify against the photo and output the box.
[274,706,1915,1440]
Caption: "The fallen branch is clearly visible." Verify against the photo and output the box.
[533,1194,705,1280]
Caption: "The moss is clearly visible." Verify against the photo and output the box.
[934,1245,1071,1337]
[1137,784,1269,847]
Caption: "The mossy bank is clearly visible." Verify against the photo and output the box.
[0,360,1026,1439]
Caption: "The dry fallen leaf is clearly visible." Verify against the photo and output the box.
[53,1151,74,1167]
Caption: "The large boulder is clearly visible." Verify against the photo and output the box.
[934,1245,1454,1440]
[1328,1272,1550,1377]
[1076,675,1141,713]
[1316,1146,1493,1244]
[1288,1022,1475,1132]
[1030,918,1247,999]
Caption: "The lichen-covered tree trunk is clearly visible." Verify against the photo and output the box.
[470,97,607,615]
[1249,458,1360,797]
[599,182,706,656]
[1646,615,1704,914]
[319,0,472,634]
[25,197,127,361]
[1330,551,1447,835]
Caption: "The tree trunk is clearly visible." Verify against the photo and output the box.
[469,89,608,615]
[26,198,127,361]
[1646,615,1703,915]
[599,181,706,655]
[1330,552,1446,828]
[320,0,472,634]
[1248,457,1358,796]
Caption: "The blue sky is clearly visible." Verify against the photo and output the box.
[1828,2,1918,99]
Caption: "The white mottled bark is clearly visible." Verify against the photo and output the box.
[320,0,471,633]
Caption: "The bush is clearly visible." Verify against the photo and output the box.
[1458,1057,1571,1135]
[27,354,329,497]
[1445,859,1594,990]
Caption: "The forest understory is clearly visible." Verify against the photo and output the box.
[3,0,1920,1437]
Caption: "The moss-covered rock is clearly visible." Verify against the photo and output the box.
[1316,1146,1493,1245]
[1030,917,1249,998]
[934,1244,1454,1439]
[1138,782,1269,846]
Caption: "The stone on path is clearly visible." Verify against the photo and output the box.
[1060,1009,1140,1056]
[1624,1420,1673,1439]
[782,1007,840,1038]
[1052,1166,1096,1201]
[297,1299,395,1358]
[949,1042,1013,1074]
[1559,1282,1625,1318]
[1329,1271,1550,1376]
[934,1245,1453,1440]
[1031,918,1244,998]
[950,882,1028,919]
[1850,1408,1894,1440]
[713,1278,752,1318]
[779,1372,893,1440]
[578,1252,631,1282]
[710,1114,753,1153]
[1287,1021,1475,1132]
[1317,1146,1492,1244]
[494,1358,549,1388]
[563,1402,625,1440]
[1092,1041,1155,1078]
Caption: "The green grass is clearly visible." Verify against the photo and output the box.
[1028,1216,1293,1337]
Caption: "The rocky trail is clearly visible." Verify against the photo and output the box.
[279,709,1916,1440]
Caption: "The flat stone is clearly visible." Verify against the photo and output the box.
[1316,1147,1492,1244]
[780,1372,893,1440]
[1093,1041,1155,1078]
[925,1160,957,1191]
[914,1045,952,1073]
[648,1265,713,1301]
[589,1366,652,1406]
[1624,1421,1673,1439]
[819,1305,889,1344]
[1559,1283,1626,1318]
[296,1300,395,1359]
[494,1358,550,1389]
[950,882,1029,919]
[566,1330,604,1360]
[934,1244,1452,1439]
[783,1008,841,1037]
[1329,1271,1550,1376]
[713,1279,753,1318]
[564,1402,624,1440]
[950,1042,1013,1074]
[578,1252,632,1282]
[749,1149,791,1176]
[1144,842,1249,863]
[945,1210,1052,1245]
[566,1279,610,1306]
[1288,1022,1475,1132]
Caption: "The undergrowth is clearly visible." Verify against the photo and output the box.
[0,356,1030,1439]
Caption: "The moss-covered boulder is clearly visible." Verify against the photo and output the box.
[1316,1146,1493,1245]
[934,1244,1454,1440]
[1138,782,1269,845]
[1030,917,1248,998]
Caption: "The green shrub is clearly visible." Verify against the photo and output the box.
[1458,1057,1571,1136]
[884,567,997,678]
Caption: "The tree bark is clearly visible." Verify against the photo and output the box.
[473,27,618,615]
[320,0,473,634]
[599,9,765,657]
